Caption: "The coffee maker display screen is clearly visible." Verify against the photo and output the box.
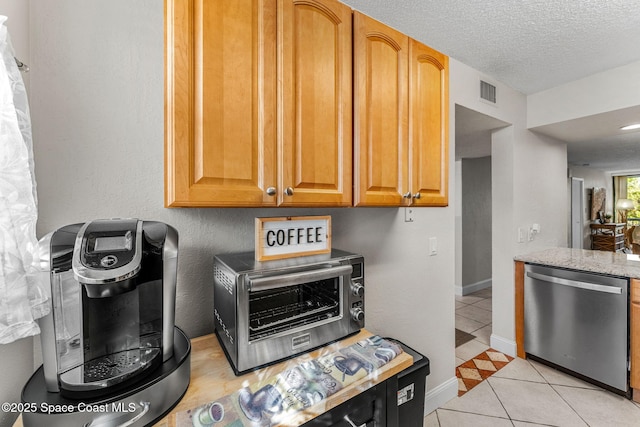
[79,222,138,270]
[93,236,130,252]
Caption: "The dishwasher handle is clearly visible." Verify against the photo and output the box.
[526,271,622,295]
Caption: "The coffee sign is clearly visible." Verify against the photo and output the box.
[255,216,331,261]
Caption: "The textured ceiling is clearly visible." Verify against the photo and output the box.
[341,0,640,95]
[341,0,640,172]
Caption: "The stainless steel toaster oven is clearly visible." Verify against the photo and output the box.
[213,249,365,375]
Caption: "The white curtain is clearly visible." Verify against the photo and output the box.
[0,16,49,344]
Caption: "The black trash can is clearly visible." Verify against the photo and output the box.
[385,339,430,427]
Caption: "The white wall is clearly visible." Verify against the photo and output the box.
[460,157,492,293]
[454,161,463,292]
[20,0,457,416]
[0,2,34,427]
[527,60,640,128]
[450,58,568,355]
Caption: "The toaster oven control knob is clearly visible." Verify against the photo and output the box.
[351,307,365,323]
[350,282,364,297]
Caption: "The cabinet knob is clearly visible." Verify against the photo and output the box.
[284,187,294,196]
[413,192,421,199]
[403,191,412,199]
[266,187,276,196]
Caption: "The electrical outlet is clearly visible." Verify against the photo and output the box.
[404,207,415,222]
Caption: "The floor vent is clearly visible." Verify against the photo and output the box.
[480,80,497,104]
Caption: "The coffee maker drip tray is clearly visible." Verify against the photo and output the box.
[59,347,161,393]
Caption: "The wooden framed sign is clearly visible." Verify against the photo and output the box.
[255,216,331,261]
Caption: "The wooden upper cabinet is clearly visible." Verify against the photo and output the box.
[353,12,409,206]
[165,0,278,207]
[165,0,352,207]
[353,13,449,207]
[409,39,449,206]
[166,1,446,208]
[278,0,353,206]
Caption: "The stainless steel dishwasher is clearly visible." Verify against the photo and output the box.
[524,263,629,394]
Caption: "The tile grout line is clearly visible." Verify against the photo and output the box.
[486,375,572,427]
[485,376,515,423]
[487,371,607,391]
[547,383,592,426]
[455,313,492,324]
[434,406,441,427]
[436,407,513,422]
[455,326,491,340]
[456,314,493,329]
[527,359,591,426]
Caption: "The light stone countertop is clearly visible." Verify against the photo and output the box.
[515,247,640,279]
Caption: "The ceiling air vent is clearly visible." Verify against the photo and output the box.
[480,80,497,105]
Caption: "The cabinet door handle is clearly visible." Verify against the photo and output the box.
[343,415,367,427]
[413,192,421,199]
[402,191,412,199]
[284,187,294,196]
[266,187,276,196]
[85,401,150,427]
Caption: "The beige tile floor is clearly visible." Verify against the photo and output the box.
[424,287,640,426]
[455,287,492,365]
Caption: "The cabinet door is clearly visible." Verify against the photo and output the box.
[278,0,353,206]
[353,12,409,206]
[409,39,449,206]
[165,0,277,207]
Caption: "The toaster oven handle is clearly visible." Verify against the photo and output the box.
[248,265,353,292]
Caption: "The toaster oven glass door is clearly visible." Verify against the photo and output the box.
[248,277,341,341]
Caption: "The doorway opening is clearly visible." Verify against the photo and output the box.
[454,104,508,359]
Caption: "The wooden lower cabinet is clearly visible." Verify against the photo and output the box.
[631,278,640,402]
[515,261,525,359]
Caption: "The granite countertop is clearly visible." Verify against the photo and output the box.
[515,248,640,279]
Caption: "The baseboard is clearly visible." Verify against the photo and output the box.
[490,333,516,358]
[423,376,458,416]
[456,278,492,296]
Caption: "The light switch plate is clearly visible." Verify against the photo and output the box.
[429,237,437,256]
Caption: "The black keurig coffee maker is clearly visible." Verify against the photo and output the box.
[21,219,191,427]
